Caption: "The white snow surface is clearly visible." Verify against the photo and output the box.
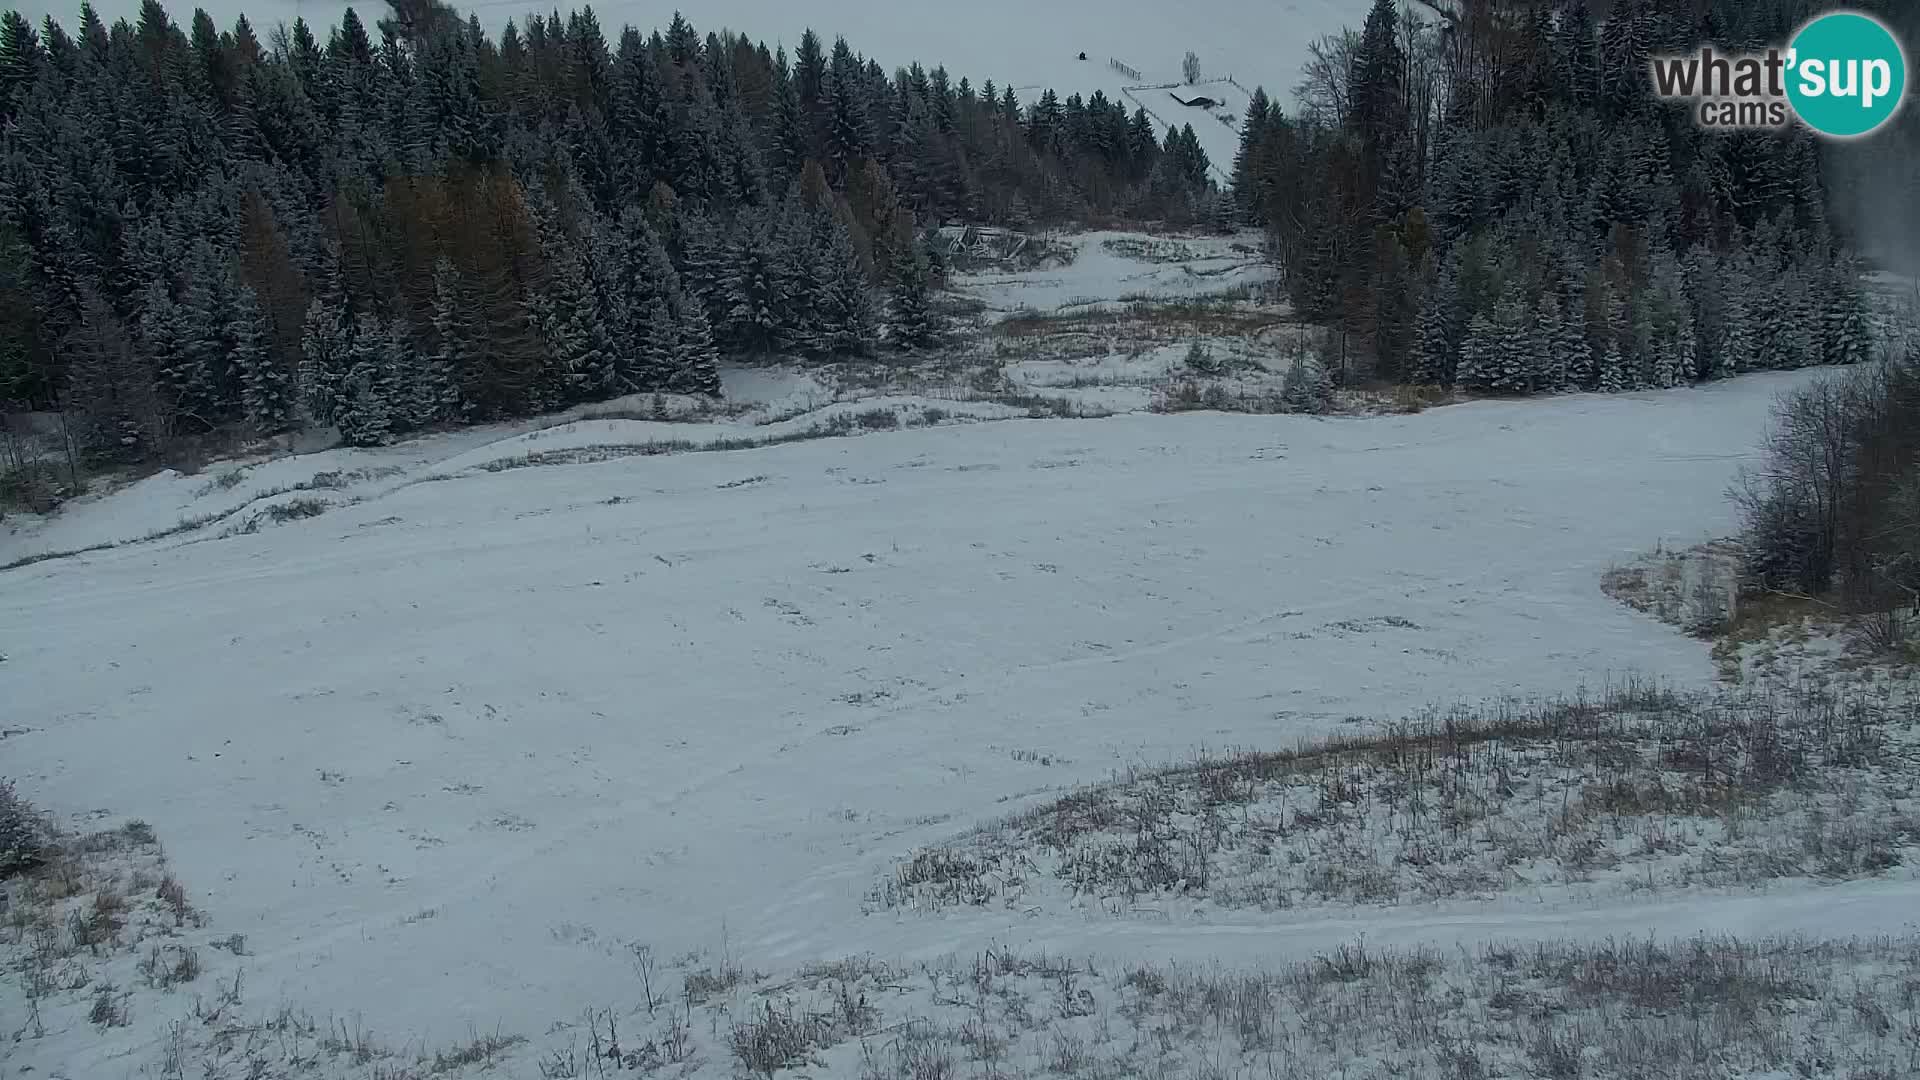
[959,230,1273,318]
[10,367,1920,1075]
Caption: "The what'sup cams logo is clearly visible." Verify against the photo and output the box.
[1650,10,1907,138]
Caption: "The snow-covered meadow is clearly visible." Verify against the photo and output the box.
[9,345,1920,1077]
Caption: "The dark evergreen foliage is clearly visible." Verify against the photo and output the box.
[0,0,1208,462]
[1234,0,1896,398]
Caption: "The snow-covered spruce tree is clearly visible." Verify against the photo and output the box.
[555,267,624,400]
[1281,351,1333,413]
[422,258,470,423]
[1646,250,1686,389]
[175,243,242,429]
[770,202,824,356]
[1825,263,1874,366]
[1410,277,1457,387]
[1551,293,1586,391]
[887,247,941,350]
[1754,273,1798,371]
[1534,294,1567,392]
[1622,290,1654,390]
[1672,313,1698,389]
[1483,285,1533,394]
[607,210,679,345]
[0,779,50,880]
[137,278,190,425]
[723,215,787,357]
[378,316,428,434]
[298,296,351,426]
[1454,311,1497,393]
[335,313,393,447]
[234,285,293,432]
[640,299,679,390]
[813,222,879,358]
[1715,285,1751,381]
[671,300,724,397]
[1597,340,1628,394]
[1779,270,1818,370]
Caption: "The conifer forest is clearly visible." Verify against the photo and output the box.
[0,0,1913,463]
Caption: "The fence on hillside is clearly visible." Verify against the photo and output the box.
[1109,58,1143,81]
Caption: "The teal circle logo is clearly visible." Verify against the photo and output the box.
[1785,11,1907,138]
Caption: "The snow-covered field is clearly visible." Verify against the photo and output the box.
[10,357,1920,1076]
[959,231,1273,319]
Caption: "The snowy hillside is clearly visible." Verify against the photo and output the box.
[10,354,1920,1078]
[1009,61,1259,184]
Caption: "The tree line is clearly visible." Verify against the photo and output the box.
[0,0,1218,467]
[1229,0,1913,396]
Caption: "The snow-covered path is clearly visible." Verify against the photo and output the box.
[7,371,1914,1061]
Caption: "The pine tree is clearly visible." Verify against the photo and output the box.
[1755,274,1799,371]
[298,297,350,426]
[176,245,242,428]
[671,300,723,396]
[1597,341,1627,394]
[569,279,624,398]
[638,298,678,390]
[1719,285,1752,378]
[724,215,787,356]
[813,222,878,357]
[335,312,392,446]
[1531,295,1563,393]
[1281,351,1332,413]
[1350,0,1406,152]
[136,278,189,428]
[233,285,292,431]
[1551,292,1587,391]
[378,315,420,433]
[1785,272,1818,369]
[1230,88,1270,217]
[1370,228,1417,382]
[423,257,469,421]
[1650,327,1679,389]
[1411,260,1460,386]
[1411,295,1453,387]
[676,211,733,329]
[1672,317,1697,387]
[1825,264,1873,366]
[1481,285,1533,394]
[1455,312,1496,392]
[886,246,940,350]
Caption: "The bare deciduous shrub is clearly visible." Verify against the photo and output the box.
[263,496,328,523]
[139,943,201,989]
[1736,355,1920,649]
[155,873,199,926]
[89,982,129,1027]
[730,1000,826,1077]
[430,1029,525,1073]
[683,961,746,1004]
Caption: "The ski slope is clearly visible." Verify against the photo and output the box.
[13,365,1919,1077]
